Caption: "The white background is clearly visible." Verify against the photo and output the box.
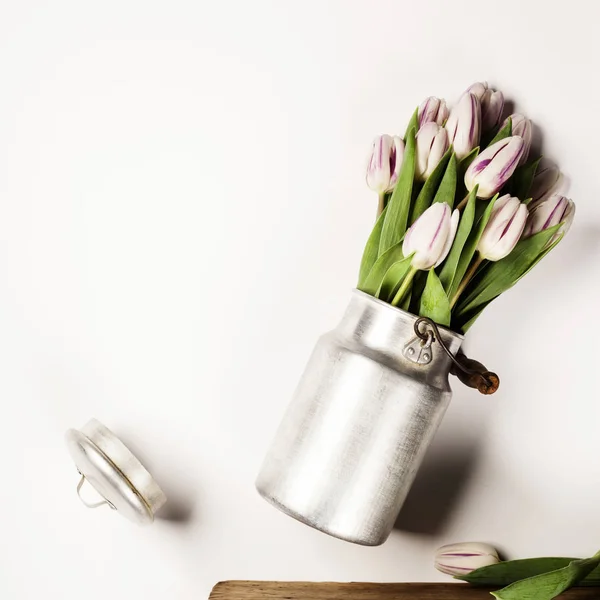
[1,1,600,598]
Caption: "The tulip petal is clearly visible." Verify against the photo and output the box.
[465,137,524,199]
[435,208,460,267]
[403,202,452,270]
[445,92,481,160]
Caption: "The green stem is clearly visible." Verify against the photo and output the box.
[456,192,471,211]
[450,253,484,308]
[391,267,418,307]
[377,192,386,218]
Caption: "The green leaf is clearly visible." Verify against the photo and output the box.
[377,254,414,302]
[438,186,477,293]
[419,269,451,326]
[456,557,600,588]
[404,106,419,140]
[515,233,562,284]
[358,240,405,296]
[447,194,499,302]
[390,266,418,306]
[492,552,600,600]
[455,225,561,317]
[432,152,458,207]
[410,149,452,223]
[509,157,541,200]
[357,206,387,286]
[488,117,512,146]
[379,128,416,255]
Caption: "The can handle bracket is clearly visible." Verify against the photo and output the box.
[414,317,500,395]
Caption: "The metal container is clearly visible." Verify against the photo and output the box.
[256,289,463,546]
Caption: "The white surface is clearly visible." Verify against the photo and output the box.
[1,1,600,598]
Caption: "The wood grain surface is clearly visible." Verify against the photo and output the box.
[209,581,600,599]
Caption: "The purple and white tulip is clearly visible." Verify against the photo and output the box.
[435,542,500,577]
[466,82,504,132]
[403,202,459,270]
[415,123,449,181]
[465,136,525,199]
[418,96,449,127]
[523,194,575,242]
[366,135,405,194]
[504,113,532,165]
[530,163,563,207]
[477,194,528,261]
[466,81,489,101]
[445,92,481,160]
[480,89,504,133]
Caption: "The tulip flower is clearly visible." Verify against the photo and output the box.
[480,88,504,132]
[523,194,575,243]
[466,81,488,100]
[445,92,481,160]
[504,113,532,164]
[418,96,449,127]
[415,123,449,181]
[464,136,525,199]
[391,203,459,307]
[435,542,500,576]
[530,163,563,207]
[366,134,405,194]
[478,194,528,261]
[403,202,459,270]
[450,194,528,307]
[466,82,504,132]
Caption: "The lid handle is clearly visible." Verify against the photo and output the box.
[76,473,116,510]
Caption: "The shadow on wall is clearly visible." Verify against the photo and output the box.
[116,429,197,525]
[393,433,479,536]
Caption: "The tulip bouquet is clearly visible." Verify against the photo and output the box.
[359,81,574,333]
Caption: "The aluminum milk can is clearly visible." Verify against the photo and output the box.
[256,289,463,546]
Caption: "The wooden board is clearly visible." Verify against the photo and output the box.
[209,581,600,599]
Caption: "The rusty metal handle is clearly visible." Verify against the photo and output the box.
[414,318,500,395]
[450,350,500,395]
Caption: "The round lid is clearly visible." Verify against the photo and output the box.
[65,419,167,525]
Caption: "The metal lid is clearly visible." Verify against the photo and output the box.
[65,418,167,525]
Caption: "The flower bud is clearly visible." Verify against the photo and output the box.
[415,123,449,181]
[477,194,528,261]
[418,96,449,127]
[403,202,459,270]
[445,92,481,160]
[523,194,575,242]
[435,542,500,576]
[530,164,563,207]
[366,135,405,193]
[504,113,532,164]
[465,136,525,199]
[480,88,504,132]
[466,81,488,101]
